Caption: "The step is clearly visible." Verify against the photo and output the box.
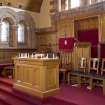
[0,90,35,105]
[0,77,13,87]
[0,84,49,105]
[0,77,54,105]
[48,97,77,105]
[0,91,11,105]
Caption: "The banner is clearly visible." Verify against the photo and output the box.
[59,37,74,51]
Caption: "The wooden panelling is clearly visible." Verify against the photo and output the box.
[60,42,91,70]
[57,18,74,38]
[99,14,105,43]
[37,32,57,52]
[74,17,98,34]
[0,48,36,63]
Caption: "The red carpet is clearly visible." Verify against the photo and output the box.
[50,84,105,105]
[0,78,105,105]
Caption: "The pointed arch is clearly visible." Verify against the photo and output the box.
[17,22,25,43]
[1,19,10,42]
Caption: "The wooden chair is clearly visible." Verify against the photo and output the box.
[88,58,99,74]
[79,57,87,72]
[59,63,71,83]
[101,58,105,75]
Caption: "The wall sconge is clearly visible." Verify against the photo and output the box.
[64,39,67,45]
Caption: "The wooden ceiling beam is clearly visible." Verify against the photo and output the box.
[0,0,43,12]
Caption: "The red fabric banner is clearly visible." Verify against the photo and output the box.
[59,37,74,51]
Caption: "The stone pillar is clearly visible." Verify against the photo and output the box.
[58,0,61,11]
[12,26,18,48]
[61,0,66,11]
[68,0,71,9]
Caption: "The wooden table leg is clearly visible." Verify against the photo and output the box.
[77,76,81,87]
[88,77,93,90]
[63,72,66,83]
[67,72,70,84]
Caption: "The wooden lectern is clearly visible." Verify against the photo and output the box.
[13,58,59,98]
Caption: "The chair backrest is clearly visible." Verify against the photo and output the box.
[79,57,87,68]
[79,57,87,72]
[89,58,99,73]
[101,58,105,75]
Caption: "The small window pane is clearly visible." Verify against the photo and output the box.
[1,21,9,42]
[71,0,80,8]
[18,24,25,43]
[65,0,69,10]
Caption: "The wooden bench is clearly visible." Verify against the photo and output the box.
[68,71,105,95]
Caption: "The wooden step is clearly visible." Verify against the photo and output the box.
[0,82,49,105]
[0,77,54,105]
[0,77,13,87]
[0,90,34,105]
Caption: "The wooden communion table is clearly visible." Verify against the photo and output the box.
[13,57,59,98]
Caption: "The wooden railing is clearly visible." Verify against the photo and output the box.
[0,48,36,64]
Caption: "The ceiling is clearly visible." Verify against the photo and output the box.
[0,0,43,12]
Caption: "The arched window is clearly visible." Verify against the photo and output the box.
[1,20,10,42]
[71,0,80,8]
[65,0,69,10]
[58,0,69,11]
[18,23,25,43]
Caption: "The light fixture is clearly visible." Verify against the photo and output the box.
[64,39,67,45]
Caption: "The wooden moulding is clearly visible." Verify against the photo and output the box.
[75,42,91,48]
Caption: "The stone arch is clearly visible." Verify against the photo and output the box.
[0,8,17,25]
[16,11,35,26]
[0,7,37,48]
[16,11,37,48]
[0,8,17,47]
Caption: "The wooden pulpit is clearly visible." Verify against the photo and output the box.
[13,58,59,98]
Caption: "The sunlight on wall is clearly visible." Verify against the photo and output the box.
[38,0,51,28]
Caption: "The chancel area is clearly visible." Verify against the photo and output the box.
[0,0,105,105]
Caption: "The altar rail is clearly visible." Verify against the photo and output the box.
[0,48,36,64]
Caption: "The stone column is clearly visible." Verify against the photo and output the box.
[12,26,18,48]
[58,0,61,11]
[61,0,65,11]
[68,0,71,9]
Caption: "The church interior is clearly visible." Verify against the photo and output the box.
[0,0,105,105]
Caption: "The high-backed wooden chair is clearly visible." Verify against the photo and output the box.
[59,63,71,83]
[88,58,99,74]
[101,58,105,75]
[79,57,87,72]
